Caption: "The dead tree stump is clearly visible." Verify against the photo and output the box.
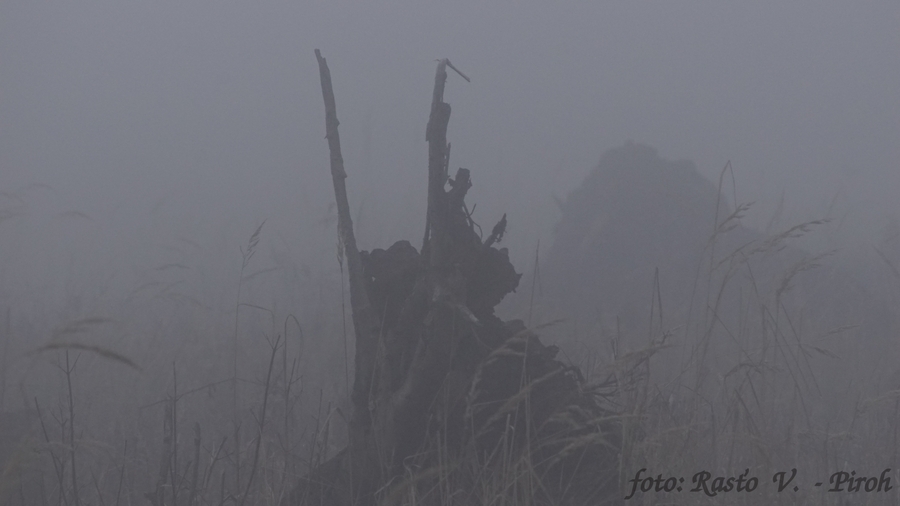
[283,51,619,506]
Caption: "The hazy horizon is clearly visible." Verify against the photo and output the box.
[3,1,898,273]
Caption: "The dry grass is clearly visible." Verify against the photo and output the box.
[1,182,899,506]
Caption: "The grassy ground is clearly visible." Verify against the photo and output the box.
[1,190,899,506]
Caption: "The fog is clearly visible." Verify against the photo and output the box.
[1,0,899,503]
[4,1,899,264]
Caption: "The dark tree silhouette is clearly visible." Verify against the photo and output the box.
[283,51,618,506]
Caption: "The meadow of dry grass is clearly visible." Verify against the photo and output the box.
[1,174,899,506]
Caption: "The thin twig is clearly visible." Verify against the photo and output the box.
[445,59,471,82]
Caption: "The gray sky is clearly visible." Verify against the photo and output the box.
[2,0,899,287]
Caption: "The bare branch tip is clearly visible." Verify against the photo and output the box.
[435,58,471,83]
[446,59,471,83]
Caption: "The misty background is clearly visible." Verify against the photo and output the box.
[1,0,899,473]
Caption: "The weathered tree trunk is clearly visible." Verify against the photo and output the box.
[285,51,618,506]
